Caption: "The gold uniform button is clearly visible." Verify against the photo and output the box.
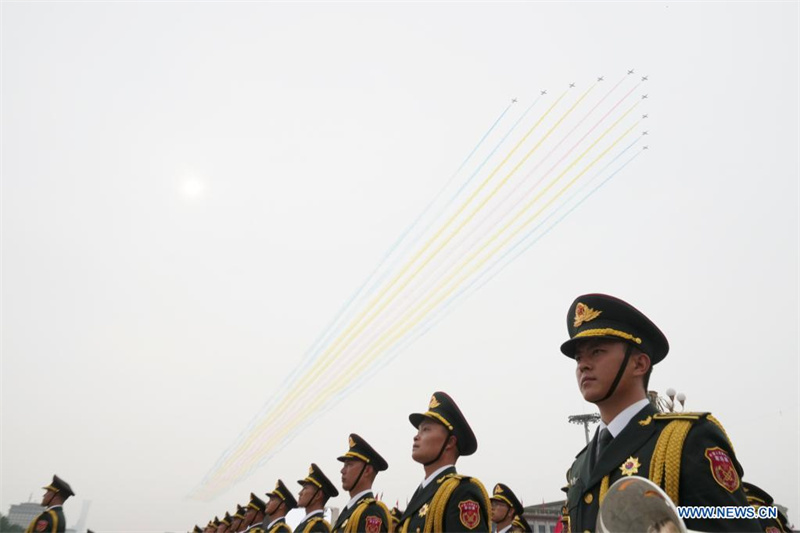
[584,530,591,533]
[584,493,593,504]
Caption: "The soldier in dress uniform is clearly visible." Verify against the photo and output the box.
[25,475,74,533]
[265,480,297,533]
[242,492,268,533]
[332,433,392,533]
[398,391,490,533]
[294,464,339,533]
[743,482,792,533]
[490,484,524,533]
[559,293,760,532]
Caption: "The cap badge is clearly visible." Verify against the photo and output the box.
[574,303,602,328]
[429,395,441,409]
[349,436,356,448]
[494,484,504,494]
[308,466,314,475]
[619,456,641,477]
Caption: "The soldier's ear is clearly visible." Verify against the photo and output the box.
[631,352,651,377]
[447,434,458,452]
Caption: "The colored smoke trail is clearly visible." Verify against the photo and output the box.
[191,72,650,499]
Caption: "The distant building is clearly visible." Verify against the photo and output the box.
[7,502,44,528]
[522,500,563,533]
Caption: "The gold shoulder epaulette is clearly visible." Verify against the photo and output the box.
[303,517,331,533]
[466,476,491,522]
[346,499,391,533]
[437,472,462,484]
[653,411,709,421]
[424,475,490,533]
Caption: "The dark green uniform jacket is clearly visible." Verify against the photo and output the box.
[25,506,65,533]
[294,511,332,533]
[398,467,490,533]
[332,491,391,533]
[564,403,760,533]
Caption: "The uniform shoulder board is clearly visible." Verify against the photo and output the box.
[455,475,482,487]
[437,472,462,483]
[653,411,710,421]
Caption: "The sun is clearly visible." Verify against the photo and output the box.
[180,177,207,200]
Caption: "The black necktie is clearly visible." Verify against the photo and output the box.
[597,428,613,460]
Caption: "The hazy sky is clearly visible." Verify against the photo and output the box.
[2,2,798,532]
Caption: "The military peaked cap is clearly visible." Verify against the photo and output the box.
[336,433,388,471]
[233,504,247,520]
[491,483,524,516]
[513,515,532,532]
[266,479,298,510]
[560,294,669,364]
[409,391,477,456]
[389,507,402,524]
[297,463,339,498]
[43,475,75,499]
[743,482,774,506]
[248,492,267,513]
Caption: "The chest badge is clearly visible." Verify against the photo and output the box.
[619,456,641,476]
[418,503,429,517]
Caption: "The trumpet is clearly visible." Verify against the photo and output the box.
[596,476,698,533]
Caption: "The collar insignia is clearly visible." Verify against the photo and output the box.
[639,416,653,426]
[574,303,602,327]
[619,456,641,477]
[419,503,429,517]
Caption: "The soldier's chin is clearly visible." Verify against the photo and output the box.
[411,449,428,464]
[579,385,603,403]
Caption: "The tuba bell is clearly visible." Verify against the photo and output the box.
[596,476,699,533]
